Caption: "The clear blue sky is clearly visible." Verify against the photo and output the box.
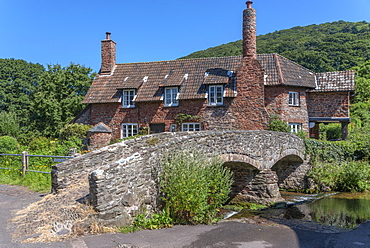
[1,0,369,72]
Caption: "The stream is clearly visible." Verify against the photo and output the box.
[227,191,370,231]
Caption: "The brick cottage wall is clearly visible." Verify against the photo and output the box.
[265,86,309,132]
[307,92,350,118]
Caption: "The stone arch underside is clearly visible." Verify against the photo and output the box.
[271,154,311,191]
[52,130,307,226]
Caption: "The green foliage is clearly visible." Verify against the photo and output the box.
[308,161,370,192]
[174,113,202,128]
[319,123,342,141]
[304,139,353,163]
[180,21,370,73]
[0,135,20,154]
[352,61,370,103]
[160,148,233,225]
[267,115,290,133]
[59,123,92,140]
[0,112,20,138]
[119,211,173,233]
[346,126,370,160]
[0,59,44,131]
[32,63,95,137]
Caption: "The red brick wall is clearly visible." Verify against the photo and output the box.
[265,86,309,132]
[307,92,350,118]
[85,58,269,144]
[100,39,116,74]
[87,132,112,150]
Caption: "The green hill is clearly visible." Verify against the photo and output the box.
[180,21,370,73]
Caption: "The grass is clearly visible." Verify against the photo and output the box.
[0,156,53,192]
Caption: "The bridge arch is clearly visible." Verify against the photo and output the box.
[52,130,309,226]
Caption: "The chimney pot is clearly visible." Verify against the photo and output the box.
[246,1,253,9]
[106,32,111,40]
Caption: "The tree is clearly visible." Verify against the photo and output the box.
[0,111,20,137]
[0,59,44,131]
[32,64,95,137]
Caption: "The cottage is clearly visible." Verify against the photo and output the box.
[75,1,355,149]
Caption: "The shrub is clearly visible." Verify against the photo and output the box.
[59,123,92,140]
[267,115,290,133]
[0,136,20,154]
[160,148,233,225]
[308,161,370,192]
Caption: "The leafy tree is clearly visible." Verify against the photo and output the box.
[180,21,370,73]
[0,111,20,137]
[32,64,95,137]
[352,61,370,103]
[0,59,44,131]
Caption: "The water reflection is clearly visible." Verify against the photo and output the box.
[287,191,370,228]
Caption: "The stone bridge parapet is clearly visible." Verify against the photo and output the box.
[52,130,309,226]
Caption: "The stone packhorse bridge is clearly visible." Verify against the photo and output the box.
[52,130,309,226]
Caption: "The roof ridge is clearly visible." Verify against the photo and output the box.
[115,56,243,65]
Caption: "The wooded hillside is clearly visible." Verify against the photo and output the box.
[180,21,370,73]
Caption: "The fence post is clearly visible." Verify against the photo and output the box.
[21,151,28,177]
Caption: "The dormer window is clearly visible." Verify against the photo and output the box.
[122,89,136,108]
[289,91,299,106]
[208,85,224,106]
[164,87,179,107]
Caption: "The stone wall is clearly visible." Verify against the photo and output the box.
[52,130,308,226]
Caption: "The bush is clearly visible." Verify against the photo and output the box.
[59,123,92,140]
[346,126,370,160]
[0,136,20,154]
[267,115,290,133]
[160,148,233,225]
[308,161,370,192]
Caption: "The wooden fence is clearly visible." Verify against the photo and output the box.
[0,152,73,176]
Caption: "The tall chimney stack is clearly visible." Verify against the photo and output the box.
[100,32,116,75]
[243,1,257,59]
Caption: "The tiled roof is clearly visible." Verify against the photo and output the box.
[311,70,355,92]
[258,53,316,88]
[82,54,354,104]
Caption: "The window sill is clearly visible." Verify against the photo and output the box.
[207,104,224,107]
[122,106,136,109]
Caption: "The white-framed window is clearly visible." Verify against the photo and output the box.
[289,91,299,106]
[208,85,224,106]
[121,123,138,138]
[164,87,179,107]
[122,90,136,108]
[289,123,302,133]
[182,123,201,132]
[170,124,177,132]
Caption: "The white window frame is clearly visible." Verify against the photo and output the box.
[164,87,179,107]
[182,123,201,132]
[208,85,224,106]
[170,124,177,132]
[289,91,299,106]
[121,123,138,138]
[122,89,136,108]
[289,123,302,133]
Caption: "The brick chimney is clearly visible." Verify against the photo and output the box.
[100,32,116,75]
[243,1,257,59]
